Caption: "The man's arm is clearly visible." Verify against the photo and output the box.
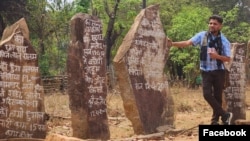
[171,40,193,48]
[209,52,231,62]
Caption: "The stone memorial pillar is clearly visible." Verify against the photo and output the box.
[224,43,247,124]
[67,13,110,139]
[0,18,46,139]
[113,5,174,134]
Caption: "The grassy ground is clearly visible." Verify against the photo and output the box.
[44,85,250,140]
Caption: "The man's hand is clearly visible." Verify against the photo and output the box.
[208,50,219,59]
[166,37,172,47]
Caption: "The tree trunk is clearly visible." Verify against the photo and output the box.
[142,0,146,9]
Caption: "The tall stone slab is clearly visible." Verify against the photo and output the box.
[0,18,46,139]
[113,5,174,134]
[224,43,247,124]
[67,13,110,139]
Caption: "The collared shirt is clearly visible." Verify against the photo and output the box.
[191,31,231,71]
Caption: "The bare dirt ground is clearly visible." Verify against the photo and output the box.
[44,85,250,141]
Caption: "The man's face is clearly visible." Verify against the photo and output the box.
[208,19,222,34]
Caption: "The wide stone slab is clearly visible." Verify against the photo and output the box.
[113,5,174,134]
[0,18,46,139]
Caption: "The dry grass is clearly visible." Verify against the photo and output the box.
[171,87,211,128]
[44,94,72,136]
[44,86,250,140]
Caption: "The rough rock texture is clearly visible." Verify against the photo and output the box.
[67,13,110,140]
[113,5,174,134]
[0,18,46,139]
[45,133,85,141]
[224,43,247,124]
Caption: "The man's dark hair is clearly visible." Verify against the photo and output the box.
[209,15,223,24]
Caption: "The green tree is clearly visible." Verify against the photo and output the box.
[220,5,250,43]
[74,0,90,13]
[203,0,250,23]
[91,0,142,66]
[46,0,75,75]
[90,0,142,88]
[0,0,28,37]
[167,4,212,87]
[26,0,74,75]
[147,0,204,32]
[203,0,239,14]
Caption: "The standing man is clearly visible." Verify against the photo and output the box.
[168,15,233,125]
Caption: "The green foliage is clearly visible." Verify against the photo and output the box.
[165,1,250,87]
[220,6,250,43]
[168,5,211,40]
[147,0,203,31]
[74,0,90,13]
[204,0,239,15]
[0,0,27,28]
[91,0,142,60]
[167,4,212,85]
[25,0,75,76]
[1,0,249,80]
[39,54,50,76]
[91,0,141,34]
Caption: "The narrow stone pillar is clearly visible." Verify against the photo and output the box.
[224,43,247,124]
[0,18,46,139]
[67,13,110,139]
[113,5,174,134]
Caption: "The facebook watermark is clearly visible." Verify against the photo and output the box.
[199,125,250,140]
[203,128,246,136]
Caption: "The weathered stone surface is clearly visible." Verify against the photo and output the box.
[224,43,247,124]
[113,5,173,134]
[45,133,86,141]
[0,18,46,139]
[235,119,250,125]
[0,138,43,141]
[67,13,110,139]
